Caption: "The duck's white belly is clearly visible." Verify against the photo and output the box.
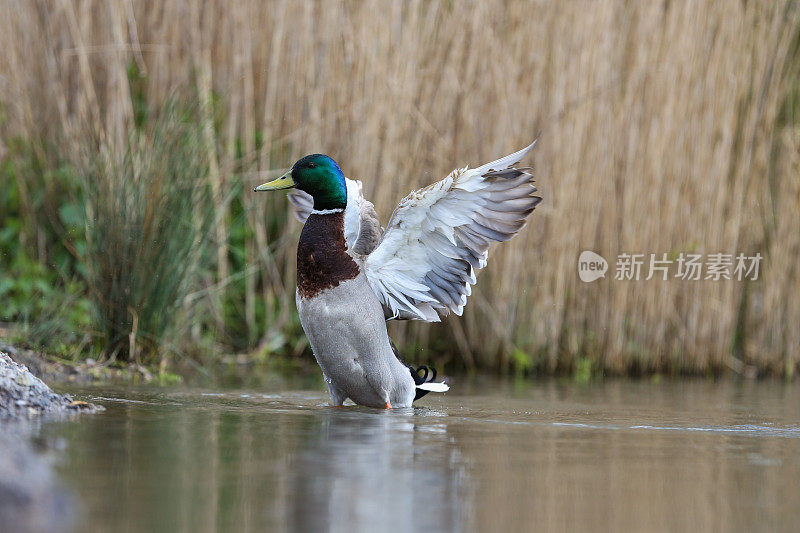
[296,272,415,408]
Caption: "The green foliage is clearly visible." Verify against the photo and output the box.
[0,252,57,320]
[511,347,534,376]
[76,108,214,361]
[573,357,593,384]
[221,184,255,348]
[0,245,94,357]
[127,60,149,129]
[157,371,184,386]
[0,97,304,368]
[0,138,95,355]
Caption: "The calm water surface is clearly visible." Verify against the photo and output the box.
[44,379,800,532]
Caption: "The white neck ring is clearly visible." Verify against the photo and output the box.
[311,208,344,215]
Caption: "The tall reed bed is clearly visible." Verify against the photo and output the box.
[0,1,798,374]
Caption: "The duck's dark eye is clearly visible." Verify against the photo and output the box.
[307,162,316,169]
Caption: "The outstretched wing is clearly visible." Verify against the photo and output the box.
[287,178,382,254]
[364,141,541,322]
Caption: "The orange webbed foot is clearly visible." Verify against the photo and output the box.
[384,402,393,409]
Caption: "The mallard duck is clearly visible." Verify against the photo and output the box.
[254,141,541,408]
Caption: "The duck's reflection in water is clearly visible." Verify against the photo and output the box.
[287,409,468,531]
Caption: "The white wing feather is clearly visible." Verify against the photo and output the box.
[364,141,541,322]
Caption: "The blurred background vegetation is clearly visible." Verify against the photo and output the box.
[0,1,798,377]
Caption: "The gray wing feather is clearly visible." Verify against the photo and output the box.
[364,141,541,322]
[353,200,384,255]
[287,190,314,223]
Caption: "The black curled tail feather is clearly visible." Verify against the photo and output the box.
[389,340,439,401]
[411,365,439,401]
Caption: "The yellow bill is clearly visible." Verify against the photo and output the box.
[253,171,295,192]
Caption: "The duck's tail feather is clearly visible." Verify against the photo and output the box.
[389,340,449,401]
[416,381,450,393]
[409,364,449,400]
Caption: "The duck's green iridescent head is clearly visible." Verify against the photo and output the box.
[254,154,346,211]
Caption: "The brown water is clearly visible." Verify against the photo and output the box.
[43,379,800,532]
